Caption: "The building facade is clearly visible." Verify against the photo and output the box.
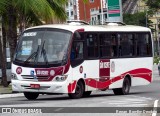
[65,0,107,24]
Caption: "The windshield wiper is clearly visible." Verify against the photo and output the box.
[41,40,48,65]
[24,46,39,64]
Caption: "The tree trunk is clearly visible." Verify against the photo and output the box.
[7,3,17,63]
[0,15,8,87]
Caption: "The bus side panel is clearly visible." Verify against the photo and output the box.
[109,57,153,89]
[71,60,99,92]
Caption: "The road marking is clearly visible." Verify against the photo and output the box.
[116,104,148,107]
[108,102,148,105]
[152,100,159,116]
[54,108,63,112]
[0,93,23,99]
[101,96,153,107]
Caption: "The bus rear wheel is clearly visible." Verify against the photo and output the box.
[68,81,84,99]
[113,77,131,95]
[24,92,39,100]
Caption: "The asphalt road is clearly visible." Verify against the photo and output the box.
[0,65,160,116]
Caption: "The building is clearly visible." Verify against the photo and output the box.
[65,0,107,25]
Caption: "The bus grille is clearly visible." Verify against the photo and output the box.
[22,75,49,81]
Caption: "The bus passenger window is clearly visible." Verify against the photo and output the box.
[136,33,151,56]
[119,34,133,57]
[99,34,112,57]
[87,34,98,58]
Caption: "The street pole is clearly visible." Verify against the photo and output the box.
[101,0,104,25]
[156,17,160,56]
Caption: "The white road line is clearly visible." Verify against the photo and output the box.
[110,99,147,102]
[108,102,147,105]
[117,104,148,107]
[130,95,152,100]
[152,100,159,116]
[0,93,23,99]
[54,108,63,112]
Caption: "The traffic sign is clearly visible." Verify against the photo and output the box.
[107,0,123,22]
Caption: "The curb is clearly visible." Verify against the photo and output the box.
[0,93,24,99]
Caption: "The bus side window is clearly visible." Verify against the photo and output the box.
[86,34,98,58]
[136,33,151,56]
[119,34,133,57]
[99,34,112,57]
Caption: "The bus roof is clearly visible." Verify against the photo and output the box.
[26,23,151,33]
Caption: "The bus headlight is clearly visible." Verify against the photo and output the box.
[55,75,68,82]
[11,73,18,80]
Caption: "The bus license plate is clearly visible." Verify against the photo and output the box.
[30,84,40,89]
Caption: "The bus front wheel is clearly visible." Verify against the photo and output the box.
[113,77,131,95]
[24,92,39,100]
[83,91,92,97]
[68,81,84,99]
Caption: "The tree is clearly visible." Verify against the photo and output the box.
[124,12,153,27]
[145,0,160,12]
[0,0,67,87]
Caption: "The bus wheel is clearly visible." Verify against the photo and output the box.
[83,91,92,97]
[24,92,39,100]
[68,81,84,99]
[113,77,131,95]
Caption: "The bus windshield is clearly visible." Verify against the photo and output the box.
[14,29,72,66]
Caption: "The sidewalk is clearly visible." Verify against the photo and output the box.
[0,84,12,94]
[0,84,23,98]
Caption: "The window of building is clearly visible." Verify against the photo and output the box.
[71,11,73,16]
[90,0,94,3]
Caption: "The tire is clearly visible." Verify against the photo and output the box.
[68,81,84,99]
[83,91,92,97]
[24,92,39,100]
[113,77,131,95]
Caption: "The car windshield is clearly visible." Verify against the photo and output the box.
[15,28,72,65]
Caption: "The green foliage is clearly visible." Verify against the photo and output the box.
[124,12,150,26]
[145,0,160,12]
[154,56,160,64]
[83,0,89,4]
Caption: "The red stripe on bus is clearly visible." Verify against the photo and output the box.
[85,68,152,89]
[68,81,77,93]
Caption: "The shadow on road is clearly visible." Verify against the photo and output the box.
[18,90,155,101]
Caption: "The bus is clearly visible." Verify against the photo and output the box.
[11,21,153,100]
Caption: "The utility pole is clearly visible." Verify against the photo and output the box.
[156,18,160,55]
[101,0,104,25]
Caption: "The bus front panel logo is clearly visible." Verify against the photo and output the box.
[16,67,22,74]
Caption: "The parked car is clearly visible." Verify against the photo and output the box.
[0,48,11,84]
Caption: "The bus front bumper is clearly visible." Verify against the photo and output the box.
[11,80,68,94]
